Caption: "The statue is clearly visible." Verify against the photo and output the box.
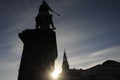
[35,0,60,30]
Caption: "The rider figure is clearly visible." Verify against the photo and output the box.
[36,0,56,30]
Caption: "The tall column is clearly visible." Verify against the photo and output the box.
[18,29,58,80]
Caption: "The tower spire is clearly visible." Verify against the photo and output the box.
[62,49,69,72]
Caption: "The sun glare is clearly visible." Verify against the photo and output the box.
[51,69,61,79]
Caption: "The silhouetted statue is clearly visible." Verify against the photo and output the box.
[35,0,60,30]
[18,1,58,80]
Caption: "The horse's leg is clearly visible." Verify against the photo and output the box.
[35,17,39,29]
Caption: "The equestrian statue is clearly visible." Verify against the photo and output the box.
[35,0,60,30]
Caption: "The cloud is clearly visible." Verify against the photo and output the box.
[90,46,120,58]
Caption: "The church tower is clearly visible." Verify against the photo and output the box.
[62,50,69,71]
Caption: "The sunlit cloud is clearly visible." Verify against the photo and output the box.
[90,46,120,58]
[66,46,120,69]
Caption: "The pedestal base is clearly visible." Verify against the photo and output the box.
[18,29,58,80]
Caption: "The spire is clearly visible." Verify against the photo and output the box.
[62,49,69,71]
[63,49,68,62]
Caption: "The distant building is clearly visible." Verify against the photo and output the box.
[59,51,120,80]
[59,50,82,80]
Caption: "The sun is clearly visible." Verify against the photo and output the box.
[51,69,61,79]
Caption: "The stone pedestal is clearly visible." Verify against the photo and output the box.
[18,29,58,80]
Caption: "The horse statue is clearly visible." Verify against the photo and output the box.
[35,1,60,30]
[35,13,51,29]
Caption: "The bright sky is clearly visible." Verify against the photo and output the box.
[0,0,120,80]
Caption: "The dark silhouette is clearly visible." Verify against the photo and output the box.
[62,50,69,71]
[17,1,58,80]
[18,29,58,80]
[35,0,60,30]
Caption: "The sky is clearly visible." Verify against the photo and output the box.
[0,0,120,80]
